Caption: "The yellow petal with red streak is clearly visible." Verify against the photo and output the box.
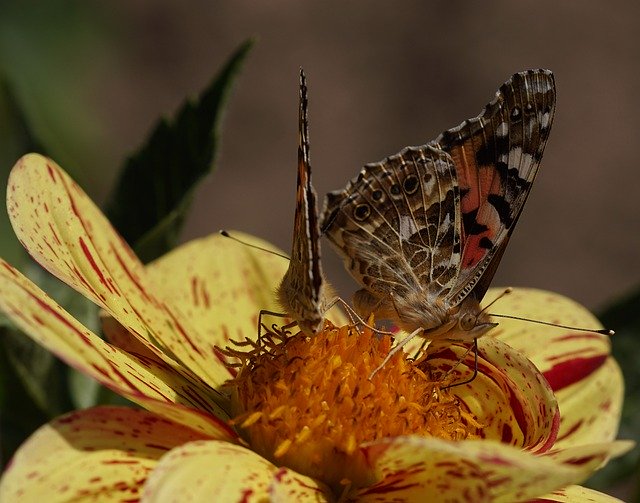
[353,436,632,503]
[270,467,333,502]
[534,484,626,502]
[147,233,287,355]
[141,441,277,502]
[485,288,623,448]
[147,232,347,347]
[0,406,209,502]
[0,258,235,439]
[428,336,558,452]
[7,154,229,389]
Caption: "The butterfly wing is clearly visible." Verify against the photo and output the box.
[276,70,325,335]
[430,69,556,305]
[321,145,462,306]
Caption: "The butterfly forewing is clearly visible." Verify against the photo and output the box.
[276,70,325,335]
[430,69,556,304]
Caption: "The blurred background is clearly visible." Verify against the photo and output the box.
[0,0,638,498]
[1,1,638,310]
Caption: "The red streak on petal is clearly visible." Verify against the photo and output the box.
[1,262,18,276]
[478,454,512,466]
[79,237,115,294]
[144,444,170,451]
[47,223,62,245]
[487,476,511,487]
[543,355,607,391]
[554,333,605,342]
[501,423,513,443]
[110,243,153,303]
[554,419,583,443]
[202,283,210,308]
[564,454,598,466]
[190,276,199,306]
[46,163,57,182]
[532,408,559,454]
[239,489,254,503]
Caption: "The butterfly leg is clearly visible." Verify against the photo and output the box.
[330,296,395,336]
[258,309,291,347]
[411,338,429,360]
[369,327,424,379]
[442,338,478,389]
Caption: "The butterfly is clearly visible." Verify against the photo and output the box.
[320,70,556,354]
[276,69,335,336]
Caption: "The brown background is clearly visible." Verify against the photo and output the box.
[5,1,640,312]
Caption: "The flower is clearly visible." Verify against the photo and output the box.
[0,154,632,502]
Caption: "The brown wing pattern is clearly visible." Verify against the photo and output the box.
[321,145,461,302]
[276,70,325,335]
[430,69,556,305]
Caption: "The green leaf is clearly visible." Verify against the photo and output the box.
[585,286,640,499]
[0,78,41,266]
[105,38,254,263]
[0,337,49,468]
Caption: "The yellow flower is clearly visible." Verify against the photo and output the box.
[0,154,632,502]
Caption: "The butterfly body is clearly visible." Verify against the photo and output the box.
[321,69,556,342]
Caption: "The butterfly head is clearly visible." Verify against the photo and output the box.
[447,297,497,341]
[407,295,496,342]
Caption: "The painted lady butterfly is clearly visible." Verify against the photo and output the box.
[320,70,556,351]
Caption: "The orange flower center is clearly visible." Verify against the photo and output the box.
[224,321,478,491]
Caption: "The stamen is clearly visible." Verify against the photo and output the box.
[224,320,479,491]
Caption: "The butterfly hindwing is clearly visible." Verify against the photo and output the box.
[321,145,461,302]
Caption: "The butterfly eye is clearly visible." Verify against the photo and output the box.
[389,184,402,196]
[353,203,371,221]
[459,313,476,331]
[403,175,419,194]
[510,106,521,120]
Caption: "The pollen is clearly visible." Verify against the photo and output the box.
[223,321,478,490]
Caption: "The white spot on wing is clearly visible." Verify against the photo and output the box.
[398,215,418,240]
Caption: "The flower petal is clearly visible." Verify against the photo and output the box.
[7,154,229,388]
[270,468,333,502]
[146,232,347,349]
[141,441,277,501]
[354,436,632,503]
[485,288,609,374]
[0,258,235,439]
[427,336,558,452]
[533,484,626,502]
[0,406,209,502]
[485,288,623,447]
[146,233,287,350]
[552,358,623,449]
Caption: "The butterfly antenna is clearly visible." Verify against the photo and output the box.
[219,230,290,260]
[479,287,513,314]
[488,313,614,336]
